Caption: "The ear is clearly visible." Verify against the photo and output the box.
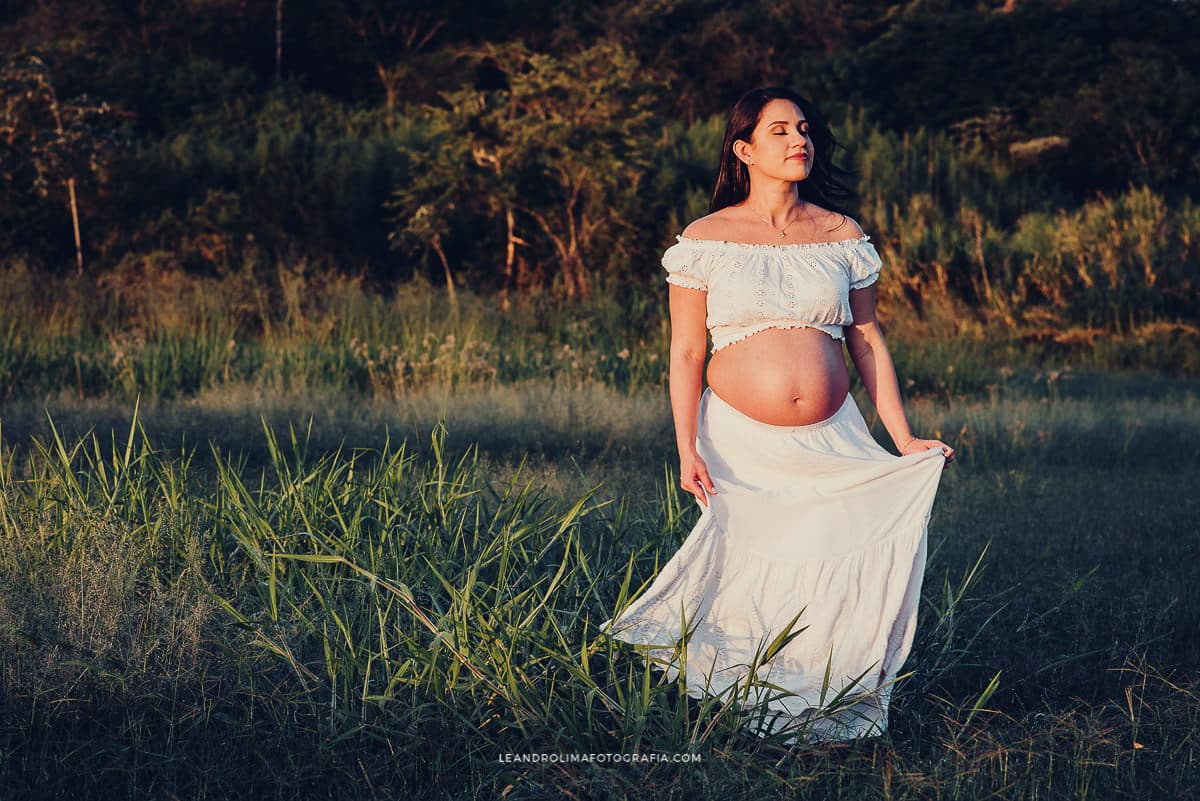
[733,139,753,166]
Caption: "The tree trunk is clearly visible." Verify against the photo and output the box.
[375,63,398,118]
[429,233,460,319]
[500,204,516,311]
[567,255,587,300]
[275,0,283,84]
[42,74,84,274]
[67,177,83,275]
[524,206,583,300]
[562,171,589,301]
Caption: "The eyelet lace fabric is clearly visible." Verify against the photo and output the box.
[661,234,883,352]
[600,389,945,742]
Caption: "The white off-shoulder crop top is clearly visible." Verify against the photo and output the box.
[661,234,883,352]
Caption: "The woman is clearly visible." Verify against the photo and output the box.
[601,87,954,743]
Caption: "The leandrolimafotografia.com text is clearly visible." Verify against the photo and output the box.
[498,752,702,764]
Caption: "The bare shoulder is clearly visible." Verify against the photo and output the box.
[807,204,865,241]
[837,215,867,239]
[681,207,746,241]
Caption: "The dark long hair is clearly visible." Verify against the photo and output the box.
[710,87,856,217]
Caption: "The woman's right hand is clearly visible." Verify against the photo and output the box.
[899,436,955,464]
[679,451,718,507]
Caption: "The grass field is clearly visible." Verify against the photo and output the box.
[1,367,1197,799]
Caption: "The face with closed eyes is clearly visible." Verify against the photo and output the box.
[732,98,814,183]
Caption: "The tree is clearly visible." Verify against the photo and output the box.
[335,0,450,112]
[389,42,662,301]
[0,55,122,273]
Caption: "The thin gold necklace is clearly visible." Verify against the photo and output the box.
[756,201,806,239]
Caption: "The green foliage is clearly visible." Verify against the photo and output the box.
[842,109,1200,336]
[389,42,664,298]
[121,89,422,275]
[841,0,1200,195]
[3,0,1197,288]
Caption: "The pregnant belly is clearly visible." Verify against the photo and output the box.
[706,326,851,426]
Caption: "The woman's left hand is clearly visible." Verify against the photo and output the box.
[900,437,955,464]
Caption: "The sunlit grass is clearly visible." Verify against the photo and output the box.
[2,253,1197,414]
[0,375,1197,798]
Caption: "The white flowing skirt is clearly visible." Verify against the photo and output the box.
[601,388,946,741]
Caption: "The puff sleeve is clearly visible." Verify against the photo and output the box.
[848,238,882,290]
[662,239,711,291]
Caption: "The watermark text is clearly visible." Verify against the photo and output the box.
[498,751,701,764]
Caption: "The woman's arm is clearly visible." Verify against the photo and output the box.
[668,284,719,504]
[846,285,954,462]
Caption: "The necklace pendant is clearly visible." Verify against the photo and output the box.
[779,231,787,238]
